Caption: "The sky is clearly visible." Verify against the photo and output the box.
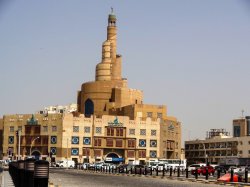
[0,0,250,143]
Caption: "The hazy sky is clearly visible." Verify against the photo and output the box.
[0,0,250,143]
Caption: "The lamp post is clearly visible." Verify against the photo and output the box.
[66,138,69,169]
[202,142,208,166]
[30,137,40,156]
[18,130,21,160]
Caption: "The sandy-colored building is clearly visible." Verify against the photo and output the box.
[1,112,180,164]
[185,116,250,165]
[0,11,181,164]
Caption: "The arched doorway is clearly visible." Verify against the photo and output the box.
[105,152,123,163]
[31,150,41,161]
[84,99,94,117]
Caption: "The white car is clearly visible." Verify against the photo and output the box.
[81,163,90,170]
[56,160,75,168]
[157,164,166,171]
[151,163,166,171]
[228,166,242,173]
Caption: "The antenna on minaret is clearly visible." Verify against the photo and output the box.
[111,7,114,14]
[241,109,245,118]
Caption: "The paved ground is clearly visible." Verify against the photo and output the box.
[49,168,223,187]
[0,170,14,187]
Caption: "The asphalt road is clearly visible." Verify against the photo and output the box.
[49,169,223,187]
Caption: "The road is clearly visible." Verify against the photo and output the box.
[49,169,223,187]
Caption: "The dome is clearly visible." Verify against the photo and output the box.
[108,14,116,21]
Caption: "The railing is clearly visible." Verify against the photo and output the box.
[78,164,249,184]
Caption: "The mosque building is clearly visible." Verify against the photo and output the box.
[0,11,181,164]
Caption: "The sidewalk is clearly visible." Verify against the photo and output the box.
[1,170,14,187]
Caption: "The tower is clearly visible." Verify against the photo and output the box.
[78,10,143,116]
[95,9,122,81]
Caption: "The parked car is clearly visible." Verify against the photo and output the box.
[131,165,151,174]
[87,163,95,170]
[214,165,227,173]
[191,166,215,176]
[228,166,243,173]
[117,164,129,173]
[156,164,165,171]
[81,163,91,170]
[101,163,111,170]
[56,160,75,168]
[96,162,105,170]
[0,159,11,166]
[110,164,117,169]
[188,164,205,172]
[151,163,166,171]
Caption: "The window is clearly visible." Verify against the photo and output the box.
[107,127,114,136]
[139,139,146,147]
[9,126,14,132]
[116,139,123,147]
[140,129,146,135]
[94,138,101,146]
[96,127,102,134]
[8,136,14,144]
[147,112,153,118]
[157,113,162,118]
[127,150,135,158]
[83,148,90,156]
[72,136,79,144]
[43,126,48,132]
[106,138,113,147]
[42,137,48,145]
[233,125,241,137]
[150,140,157,147]
[25,126,31,134]
[151,130,156,136]
[248,150,250,154]
[116,128,124,136]
[94,149,101,157]
[129,129,135,135]
[71,148,79,156]
[84,126,90,133]
[18,126,22,132]
[239,150,243,154]
[128,139,135,148]
[150,151,157,158]
[52,126,57,132]
[73,126,79,132]
[83,137,91,145]
[138,150,146,158]
[51,136,57,144]
[50,147,57,155]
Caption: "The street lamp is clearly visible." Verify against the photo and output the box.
[201,142,208,165]
[30,137,40,156]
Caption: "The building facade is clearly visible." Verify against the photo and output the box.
[0,11,181,163]
[1,112,180,164]
[185,117,250,165]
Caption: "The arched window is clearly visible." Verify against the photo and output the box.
[84,99,94,117]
